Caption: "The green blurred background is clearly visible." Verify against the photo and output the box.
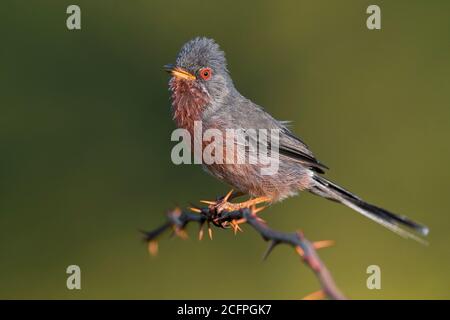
[1,0,449,299]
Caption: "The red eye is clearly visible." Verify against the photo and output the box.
[199,67,212,80]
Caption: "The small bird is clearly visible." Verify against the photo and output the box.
[164,37,429,242]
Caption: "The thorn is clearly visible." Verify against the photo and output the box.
[189,207,202,213]
[174,228,188,240]
[295,246,304,257]
[303,290,326,300]
[256,216,266,224]
[262,240,278,261]
[230,220,243,235]
[148,241,159,256]
[313,240,335,250]
[235,218,247,225]
[253,206,267,215]
[200,200,216,205]
[198,221,205,238]
[223,189,234,202]
[171,207,182,217]
[208,222,213,240]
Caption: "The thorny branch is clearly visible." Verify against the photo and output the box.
[142,202,346,300]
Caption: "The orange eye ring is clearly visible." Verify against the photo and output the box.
[199,67,212,80]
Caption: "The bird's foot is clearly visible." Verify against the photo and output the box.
[194,190,271,236]
[200,190,271,214]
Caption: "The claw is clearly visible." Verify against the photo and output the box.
[189,207,202,213]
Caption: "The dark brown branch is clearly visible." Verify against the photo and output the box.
[143,205,346,300]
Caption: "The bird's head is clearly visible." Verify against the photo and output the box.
[165,37,233,113]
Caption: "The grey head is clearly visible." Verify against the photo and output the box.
[165,37,235,103]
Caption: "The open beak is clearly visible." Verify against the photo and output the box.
[164,64,196,80]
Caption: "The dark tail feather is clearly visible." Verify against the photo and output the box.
[310,175,429,243]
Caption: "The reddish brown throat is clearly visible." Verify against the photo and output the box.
[165,64,210,134]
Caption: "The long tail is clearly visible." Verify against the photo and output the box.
[310,175,429,244]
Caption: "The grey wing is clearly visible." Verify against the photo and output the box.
[218,97,329,173]
[278,127,329,173]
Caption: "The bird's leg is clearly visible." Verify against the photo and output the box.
[200,190,271,214]
[200,189,242,213]
[218,196,271,212]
